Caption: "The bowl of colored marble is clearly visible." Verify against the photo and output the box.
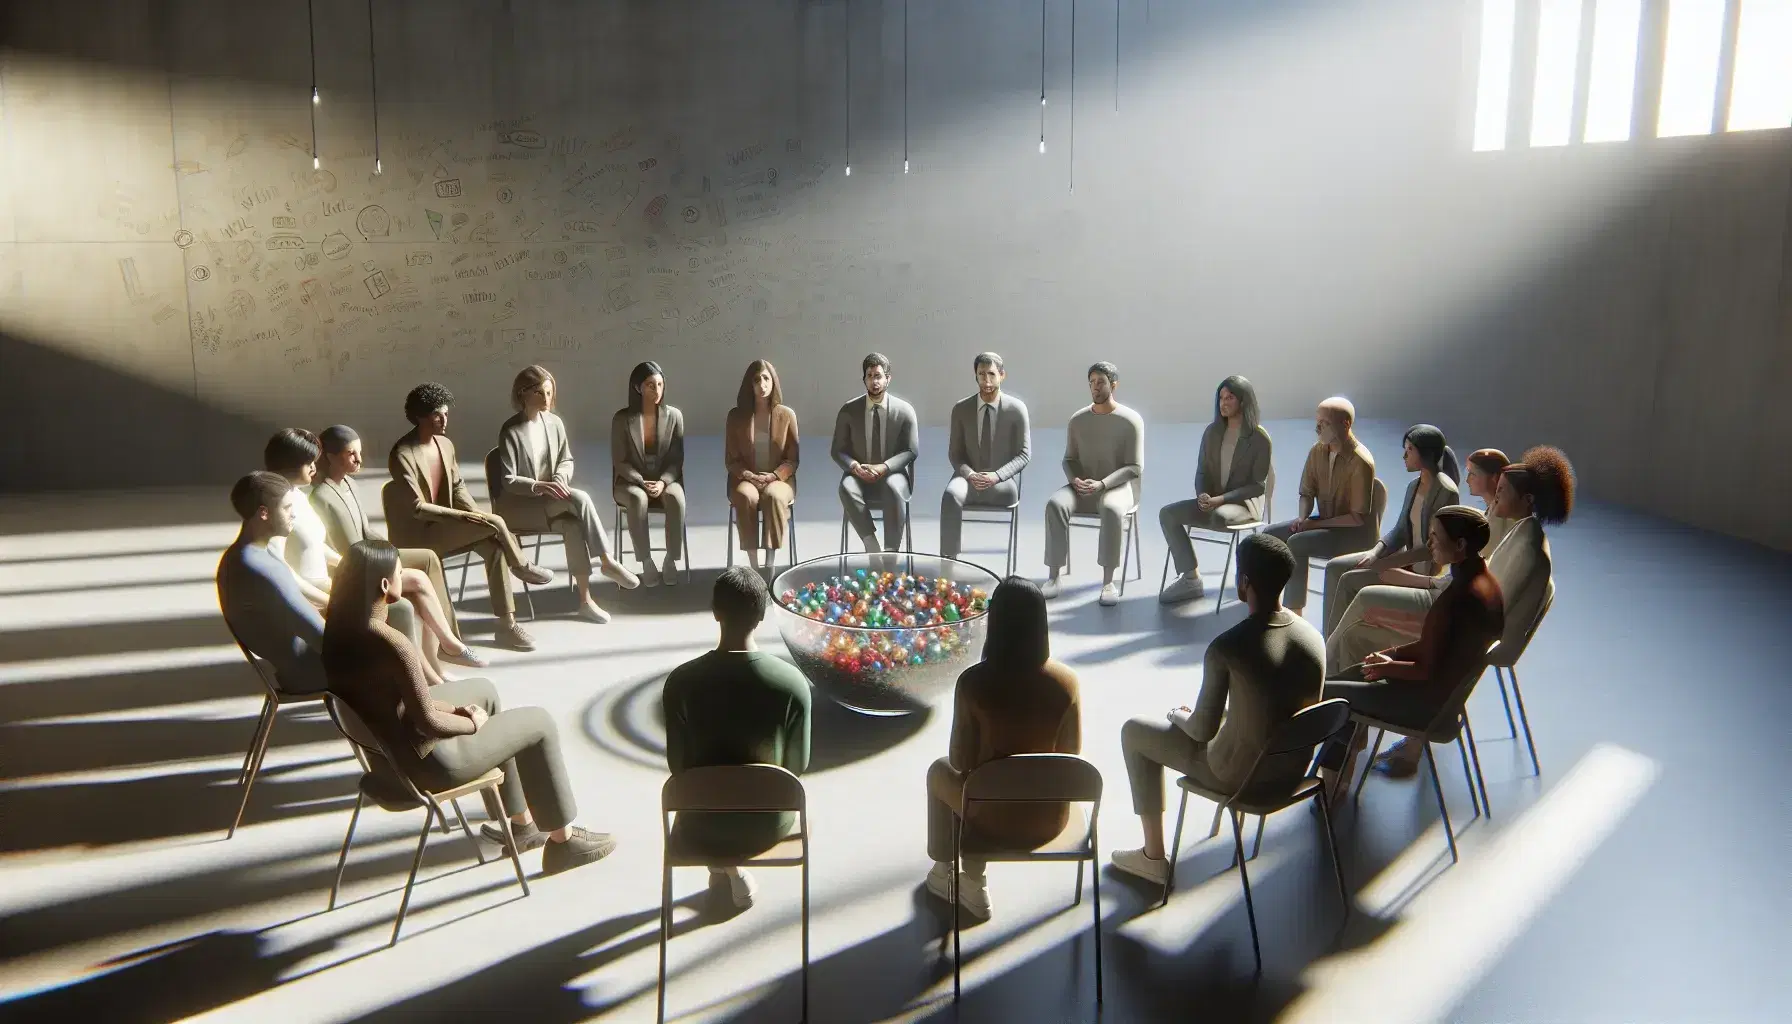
[770,554,998,715]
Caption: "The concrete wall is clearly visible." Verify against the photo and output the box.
[2,0,1789,550]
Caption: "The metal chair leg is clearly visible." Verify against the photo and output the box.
[801,843,811,1023]
[1158,548,1173,595]
[1315,789,1350,913]
[1208,802,1225,839]
[455,557,470,602]
[391,810,434,946]
[450,798,485,864]
[1494,665,1518,738]
[726,505,736,568]
[238,698,274,785]
[1462,714,1492,819]
[1455,728,1482,818]
[228,706,278,839]
[1250,814,1265,860]
[1164,788,1190,905]
[1509,667,1541,776]
[1090,821,1104,1006]
[1424,743,1459,864]
[657,861,672,1024]
[494,805,531,896]
[1215,532,1238,613]
[1231,810,1263,975]
[1352,727,1385,805]
[952,818,963,1001]
[1075,858,1086,904]
[328,791,365,910]
[1118,514,1134,595]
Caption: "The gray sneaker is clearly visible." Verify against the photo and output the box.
[1159,573,1206,605]
[481,819,548,853]
[541,827,618,875]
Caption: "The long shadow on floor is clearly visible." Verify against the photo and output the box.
[0,659,263,725]
[0,614,233,664]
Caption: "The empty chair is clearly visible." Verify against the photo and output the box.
[658,764,809,1023]
[950,754,1104,1006]
[1163,698,1352,974]
[323,696,530,946]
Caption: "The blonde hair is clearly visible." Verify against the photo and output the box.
[510,365,557,412]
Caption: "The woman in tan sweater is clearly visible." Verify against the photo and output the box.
[923,576,1081,922]
[321,540,616,876]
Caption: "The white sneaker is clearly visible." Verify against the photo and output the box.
[1159,573,1205,605]
[601,561,641,590]
[640,563,661,588]
[1099,583,1121,606]
[577,598,611,624]
[1040,577,1062,599]
[662,555,680,586]
[924,862,992,921]
[712,867,756,910]
[1111,847,1170,885]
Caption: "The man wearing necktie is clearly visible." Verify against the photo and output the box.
[831,352,920,559]
[941,352,1032,564]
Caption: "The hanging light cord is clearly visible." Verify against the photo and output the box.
[1039,0,1047,153]
[844,0,852,175]
[367,0,380,172]
[1114,0,1120,112]
[1070,0,1076,192]
[902,0,909,172]
[308,0,319,169]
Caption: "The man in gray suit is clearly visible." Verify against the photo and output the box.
[940,352,1031,562]
[831,352,920,557]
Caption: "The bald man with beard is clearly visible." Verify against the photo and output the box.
[1260,398,1378,619]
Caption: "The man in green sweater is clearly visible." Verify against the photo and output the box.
[662,566,813,911]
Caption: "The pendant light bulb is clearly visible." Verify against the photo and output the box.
[313,87,320,105]
[903,160,910,173]
[375,158,382,174]
[845,165,852,176]
[1039,138,1046,154]
[313,156,320,169]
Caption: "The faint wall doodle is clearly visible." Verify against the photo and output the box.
[118,257,148,300]
[191,265,211,282]
[681,204,700,224]
[638,157,658,171]
[234,239,257,264]
[226,289,256,320]
[406,252,433,266]
[266,233,306,250]
[435,179,463,198]
[498,129,545,149]
[497,187,515,204]
[321,232,353,259]
[362,260,377,272]
[272,215,297,229]
[226,134,249,158]
[356,205,392,238]
[153,304,181,325]
[364,271,391,299]
[553,250,568,265]
[426,209,444,238]
[645,194,667,219]
[301,279,333,322]
[451,212,469,228]
[174,229,195,248]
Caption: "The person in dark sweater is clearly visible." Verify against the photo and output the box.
[1316,505,1505,802]
[922,576,1081,922]
[662,566,813,912]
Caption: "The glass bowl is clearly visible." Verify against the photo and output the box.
[770,553,999,715]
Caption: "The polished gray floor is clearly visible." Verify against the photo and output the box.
[0,419,1785,1023]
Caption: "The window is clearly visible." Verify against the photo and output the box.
[1472,0,1792,150]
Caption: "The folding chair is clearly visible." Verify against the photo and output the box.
[1489,579,1553,776]
[726,496,801,578]
[955,471,1025,577]
[658,764,809,1023]
[951,754,1104,1006]
[1158,466,1276,612]
[615,500,693,584]
[1164,698,1352,973]
[1065,506,1144,594]
[323,696,530,946]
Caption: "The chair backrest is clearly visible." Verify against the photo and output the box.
[324,693,430,802]
[962,753,1103,805]
[483,446,505,508]
[662,764,805,814]
[1491,576,1554,668]
[1424,642,1499,740]
[1264,464,1276,523]
[215,588,288,700]
[1262,698,1352,758]
[1370,477,1389,531]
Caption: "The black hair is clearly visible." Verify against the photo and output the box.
[713,566,770,629]
[1403,424,1461,484]
[981,576,1051,667]
[319,424,360,455]
[263,428,321,475]
[404,382,454,425]
[1435,505,1492,555]
[229,471,292,521]
[1237,533,1296,603]
[628,360,665,413]
[323,540,402,658]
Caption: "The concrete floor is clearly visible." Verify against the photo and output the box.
[1,419,1786,1023]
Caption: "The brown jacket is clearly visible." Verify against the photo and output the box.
[948,658,1081,848]
[724,405,800,485]
[387,429,480,545]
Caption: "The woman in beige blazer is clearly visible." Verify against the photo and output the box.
[611,361,686,586]
[724,359,799,569]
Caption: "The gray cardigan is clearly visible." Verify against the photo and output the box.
[1381,472,1461,573]
[1196,422,1273,511]
[497,410,575,495]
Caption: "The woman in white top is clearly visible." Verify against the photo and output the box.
[496,365,641,625]
[264,428,478,670]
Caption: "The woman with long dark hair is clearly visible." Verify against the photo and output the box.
[323,540,616,876]
[611,360,687,586]
[921,576,1081,922]
[724,359,800,570]
[1159,375,1274,605]
[1318,423,1461,636]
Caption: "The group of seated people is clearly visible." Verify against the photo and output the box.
[214,346,1575,915]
